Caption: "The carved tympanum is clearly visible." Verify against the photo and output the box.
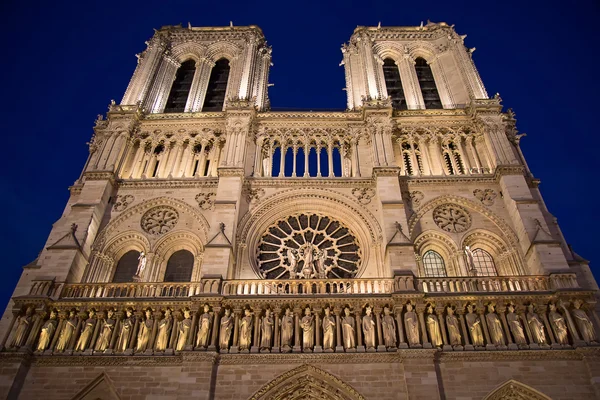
[432,204,471,233]
[141,206,179,235]
[257,213,361,279]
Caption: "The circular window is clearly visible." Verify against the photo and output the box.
[257,213,361,279]
[141,206,179,235]
[432,204,471,233]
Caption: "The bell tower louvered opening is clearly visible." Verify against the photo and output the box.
[164,60,196,113]
[382,58,407,110]
[202,58,230,112]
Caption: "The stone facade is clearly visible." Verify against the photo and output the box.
[0,21,599,400]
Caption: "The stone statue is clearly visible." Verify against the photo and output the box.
[485,304,505,346]
[75,310,96,351]
[155,309,173,351]
[404,303,420,346]
[280,308,294,351]
[36,310,58,352]
[426,305,443,347]
[196,304,212,348]
[506,305,527,345]
[362,306,376,350]
[549,303,569,345]
[260,309,274,350]
[239,309,253,351]
[315,250,328,278]
[135,309,153,352]
[464,245,477,276]
[285,248,298,277]
[55,310,78,352]
[11,307,34,348]
[572,300,597,343]
[300,244,315,278]
[446,306,461,346]
[219,309,233,350]
[381,307,397,349]
[322,307,336,351]
[135,251,147,277]
[116,309,135,353]
[301,307,314,351]
[526,304,547,345]
[95,309,116,352]
[342,307,356,349]
[465,304,484,346]
[176,309,192,351]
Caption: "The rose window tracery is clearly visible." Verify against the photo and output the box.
[141,206,179,235]
[432,204,471,233]
[257,213,361,279]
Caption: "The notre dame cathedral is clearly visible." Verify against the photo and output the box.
[0,21,598,400]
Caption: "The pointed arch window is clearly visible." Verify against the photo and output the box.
[382,58,407,110]
[164,250,194,282]
[442,141,465,175]
[164,60,196,113]
[422,250,447,277]
[415,57,442,109]
[202,58,230,111]
[112,250,140,283]
[471,249,498,276]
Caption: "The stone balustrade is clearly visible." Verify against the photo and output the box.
[56,273,579,300]
[415,273,579,294]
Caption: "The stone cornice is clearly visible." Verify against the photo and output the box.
[247,178,375,188]
[83,171,116,183]
[437,349,586,362]
[117,178,219,190]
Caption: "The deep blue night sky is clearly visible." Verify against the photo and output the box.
[1,0,598,310]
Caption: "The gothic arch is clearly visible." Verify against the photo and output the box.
[408,195,519,246]
[249,364,365,400]
[462,229,525,275]
[483,379,552,400]
[152,230,204,281]
[237,188,382,278]
[414,230,460,276]
[205,41,242,62]
[102,230,150,261]
[94,196,210,251]
[170,41,207,63]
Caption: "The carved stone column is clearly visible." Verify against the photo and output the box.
[230,309,241,354]
[335,308,344,352]
[314,308,322,353]
[394,307,408,349]
[24,312,44,350]
[49,312,67,353]
[68,312,85,353]
[108,312,123,355]
[208,307,221,351]
[456,307,472,351]
[293,308,302,353]
[85,313,102,355]
[355,312,365,352]
[129,312,142,351]
[518,307,534,347]
[477,307,492,349]
[416,304,430,348]
[538,305,558,347]
[560,302,585,346]
[251,310,261,353]
[148,311,161,353]
[375,308,386,352]
[497,305,513,350]
[436,308,451,351]
[272,307,281,353]
[166,311,180,354]
[187,307,199,350]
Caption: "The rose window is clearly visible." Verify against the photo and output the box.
[257,213,361,279]
[432,204,471,233]
[141,206,179,235]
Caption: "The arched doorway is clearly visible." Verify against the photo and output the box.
[250,364,365,400]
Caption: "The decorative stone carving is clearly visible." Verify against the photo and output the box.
[473,189,497,206]
[506,304,527,346]
[75,310,97,352]
[410,191,425,207]
[342,307,356,350]
[176,308,192,351]
[526,304,547,346]
[362,306,376,350]
[260,309,274,351]
[219,309,233,351]
[196,304,212,348]
[55,310,78,352]
[486,304,505,346]
[351,188,376,204]
[572,300,597,344]
[116,309,135,353]
[155,309,173,351]
[548,303,569,345]
[446,306,462,346]
[280,308,294,352]
[257,213,361,279]
[466,304,484,346]
[239,309,253,351]
[195,192,216,210]
[322,307,336,351]
[301,307,314,351]
[95,309,116,352]
[135,309,153,353]
[426,305,443,348]
[432,204,472,233]
[10,307,33,349]
[381,306,397,349]
[404,303,420,347]
[141,206,179,235]
[113,195,135,212]
[36,310,58,352]
[246,188,265,203]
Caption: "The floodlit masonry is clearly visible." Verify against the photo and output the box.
[0,21,599,400]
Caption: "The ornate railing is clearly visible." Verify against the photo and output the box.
[416,273,580,294]
[52,273,580,300]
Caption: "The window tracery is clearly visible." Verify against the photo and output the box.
[141,206,179,235]
[432,204,471,233]
[422,250,447,277]
[257,213,361,279]
[112,250,140,283]
[163,250,194,282]
[471,248,498,276]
